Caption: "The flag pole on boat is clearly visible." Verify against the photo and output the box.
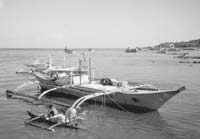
[64,47,66,67]
[49,54,52,69]
[79,58,82,85]
[89,57,92,83]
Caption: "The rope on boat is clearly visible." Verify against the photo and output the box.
[71,90,117,109]
[57,76,69,86]
[102,93,106,107]
[107,95,130,113]
[38,82,129,112]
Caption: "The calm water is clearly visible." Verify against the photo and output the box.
[0,49,200,139]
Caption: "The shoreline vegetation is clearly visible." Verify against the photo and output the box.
[146,38,200,50]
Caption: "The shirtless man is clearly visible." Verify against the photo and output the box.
[65,107,78,126]
[46,104,66,123]
[47,104,58,117]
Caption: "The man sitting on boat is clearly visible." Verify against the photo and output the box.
[46,104,58,118]
[49,113,66,123]
[65,107,78,126]
[45,105,78,126]
[45,104,65,123]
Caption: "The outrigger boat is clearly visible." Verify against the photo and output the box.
[31,56,186,113]
[16,56,52,75]
[64,46,74,54]
[8,52,186,113]
[25,111,85,132]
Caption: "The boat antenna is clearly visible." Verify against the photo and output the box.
[64,46,67,67]
[89,57,92,83]
[79,58,82,85]
[64,52,66,67]
[49,55,52,68]
[82,52,86,62]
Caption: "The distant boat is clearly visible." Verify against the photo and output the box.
[182,48,196,50]
[174,52,189,59]
[64,47,74,54]
[16,57,52,74]
[125,47,138,53]
[88,48,95,52]
[157,48,166,54]
[167,48,179,52]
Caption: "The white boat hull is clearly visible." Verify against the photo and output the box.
[33,71,185,112]
[39,83,185,112]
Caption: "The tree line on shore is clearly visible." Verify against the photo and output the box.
[155,39,200,48]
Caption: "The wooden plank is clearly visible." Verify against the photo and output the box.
[25,122,54,132]
[25,117,41,123]
[48,123,63,130]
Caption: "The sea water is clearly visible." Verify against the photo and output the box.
[0,48,200,139]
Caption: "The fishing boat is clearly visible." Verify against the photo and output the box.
[125,47,138,53]
[156,48,166,54]
[174,52,189,59]
[182,47,196,50]
[31,56,186,113]
[12,50,186,113]
[16,56,52,75]
[25,111,85,131]
[88,48,95,52]
[64,46,74,54]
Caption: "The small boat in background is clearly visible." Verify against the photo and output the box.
[125,47,138,53]
[157,48,166,54]
[88,48,95,52]
[16,57,51,75]
[182,47,196,50]
[64,46,74,54]
[174,52,189,59]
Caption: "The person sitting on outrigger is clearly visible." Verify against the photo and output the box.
[45,105,78,126]
[43,104,66,123]
[65,107,78,126]
[46,104,58,118]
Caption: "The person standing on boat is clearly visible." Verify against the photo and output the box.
[65,107,78,126]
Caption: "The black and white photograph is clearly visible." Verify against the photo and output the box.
[0,0,200,138]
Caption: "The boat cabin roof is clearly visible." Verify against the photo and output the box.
[47,66,87,72]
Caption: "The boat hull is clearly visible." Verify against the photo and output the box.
[39,83,185,113]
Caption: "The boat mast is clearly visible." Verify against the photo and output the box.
[89,57,92,83]
[64,46,67,67]
[64,52,66,67]
[70,71,73,86]
[79,58,82,85]
[49,55,52,68]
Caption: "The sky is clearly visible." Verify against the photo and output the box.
[0,0,200,48]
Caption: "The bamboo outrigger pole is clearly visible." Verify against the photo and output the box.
[5,90,70,107]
